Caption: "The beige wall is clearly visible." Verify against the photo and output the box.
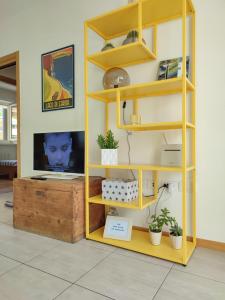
[0,0,224,242]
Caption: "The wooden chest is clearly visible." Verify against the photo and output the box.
[13,176,105,242]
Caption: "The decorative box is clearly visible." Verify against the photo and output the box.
[102,179,138,202]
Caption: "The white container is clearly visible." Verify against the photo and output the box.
[161,144,182,166]
[170,234,182,249]
[101,149,118,165]
[102,179,138,202]
[149,231,162,246]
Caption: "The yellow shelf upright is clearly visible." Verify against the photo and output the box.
[85,0,196,266]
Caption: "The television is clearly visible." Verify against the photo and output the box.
[34,131,84,175]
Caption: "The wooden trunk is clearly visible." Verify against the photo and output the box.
[13,176,105,242]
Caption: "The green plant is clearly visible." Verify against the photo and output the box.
[97,130,119,149]
[149,208,173,233]
[127,30,138,39]
[170,221,182,236]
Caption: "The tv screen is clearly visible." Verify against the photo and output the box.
[34,131,84,174]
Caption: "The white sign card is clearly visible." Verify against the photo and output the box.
[103,216,132,241]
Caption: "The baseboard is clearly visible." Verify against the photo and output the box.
[133,226,225,252]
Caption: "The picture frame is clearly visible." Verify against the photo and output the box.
[41,45,74,112]
[158,56,190,80]
[103,216,132,241]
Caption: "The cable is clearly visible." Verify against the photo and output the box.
[122,101,136,180]
[146,186,167,225]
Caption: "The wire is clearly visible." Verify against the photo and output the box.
[146,187,167,225]
[122,101,136,180]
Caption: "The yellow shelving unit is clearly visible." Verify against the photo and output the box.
[84,0,196,265]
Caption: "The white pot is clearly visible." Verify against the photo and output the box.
[149,231,162,246]
[170,234,182,249]
[101,149,118,165]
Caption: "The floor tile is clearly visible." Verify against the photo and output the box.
[77,253,170,300]
[174,247,225,283]
[0,255,20,276]
[0,264,70,300]
[115,248,173,268]
[56,284,111,300]
[27,240,113,283]
[154,269,225,300]
[0,223,61,262]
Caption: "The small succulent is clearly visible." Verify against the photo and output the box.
[101,43,115,52]
[97,130,119,149]
[170,222,182,236]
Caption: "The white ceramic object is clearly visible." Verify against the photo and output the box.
[102,179,138,202]
[101,149,118,165]
[170,234,182,249]
[149,231,162,246]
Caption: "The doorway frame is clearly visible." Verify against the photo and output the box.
[0,52,21,177]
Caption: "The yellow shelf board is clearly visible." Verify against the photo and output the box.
[88,194,157,210]
[88,78,195,102]
[88,227,195,265]
[120,121,195,131]
[86,0,194,40]
[88,163,195,172]
[88,42,156,70]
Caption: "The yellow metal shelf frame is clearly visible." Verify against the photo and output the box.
[88,42,156,70]
[86,0,195,40]
[85,0,196,266]
[88,227,195,265]
[88,77,195,102]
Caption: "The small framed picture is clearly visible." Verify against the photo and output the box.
[158,56,190,80]
[103,216,132,241]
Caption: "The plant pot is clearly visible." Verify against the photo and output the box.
[149,230,162,246]
[170,234,182,249]
[101,149,118,165]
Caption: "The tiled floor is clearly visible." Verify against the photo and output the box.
[0,193,225,299]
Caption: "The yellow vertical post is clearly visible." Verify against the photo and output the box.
[138,0,143,43]
[133,99,139,115]
[191,10,196,246]
[153,171,158,200]
[182,0,187,264]
[84,22,90,238]
[116,90,121,128]
[138,168,143,208]
[153,25,157,57]
[105,102,110,179]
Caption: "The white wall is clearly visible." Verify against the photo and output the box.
[0,0,224,243]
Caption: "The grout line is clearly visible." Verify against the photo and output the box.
[114,249,173,270]
[152,263,173,299]
[73,249,115,284]
[21,263,73,284]
[52,283,74,300]
[0,252,23,264]
[171,266,225,286]
[75,283,116,300]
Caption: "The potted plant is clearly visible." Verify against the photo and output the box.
[149,208,172,246]
[122,30,146,45]
[169,220,183,249]
[97,130,119,165]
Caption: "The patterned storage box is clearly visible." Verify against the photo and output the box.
[102,179,138,202]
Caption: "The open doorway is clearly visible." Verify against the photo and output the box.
[0,52,20,226]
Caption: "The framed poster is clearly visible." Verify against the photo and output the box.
[41,45,74,112]
[103,216,132,241]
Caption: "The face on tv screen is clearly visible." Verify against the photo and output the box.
[34,131,84,174]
